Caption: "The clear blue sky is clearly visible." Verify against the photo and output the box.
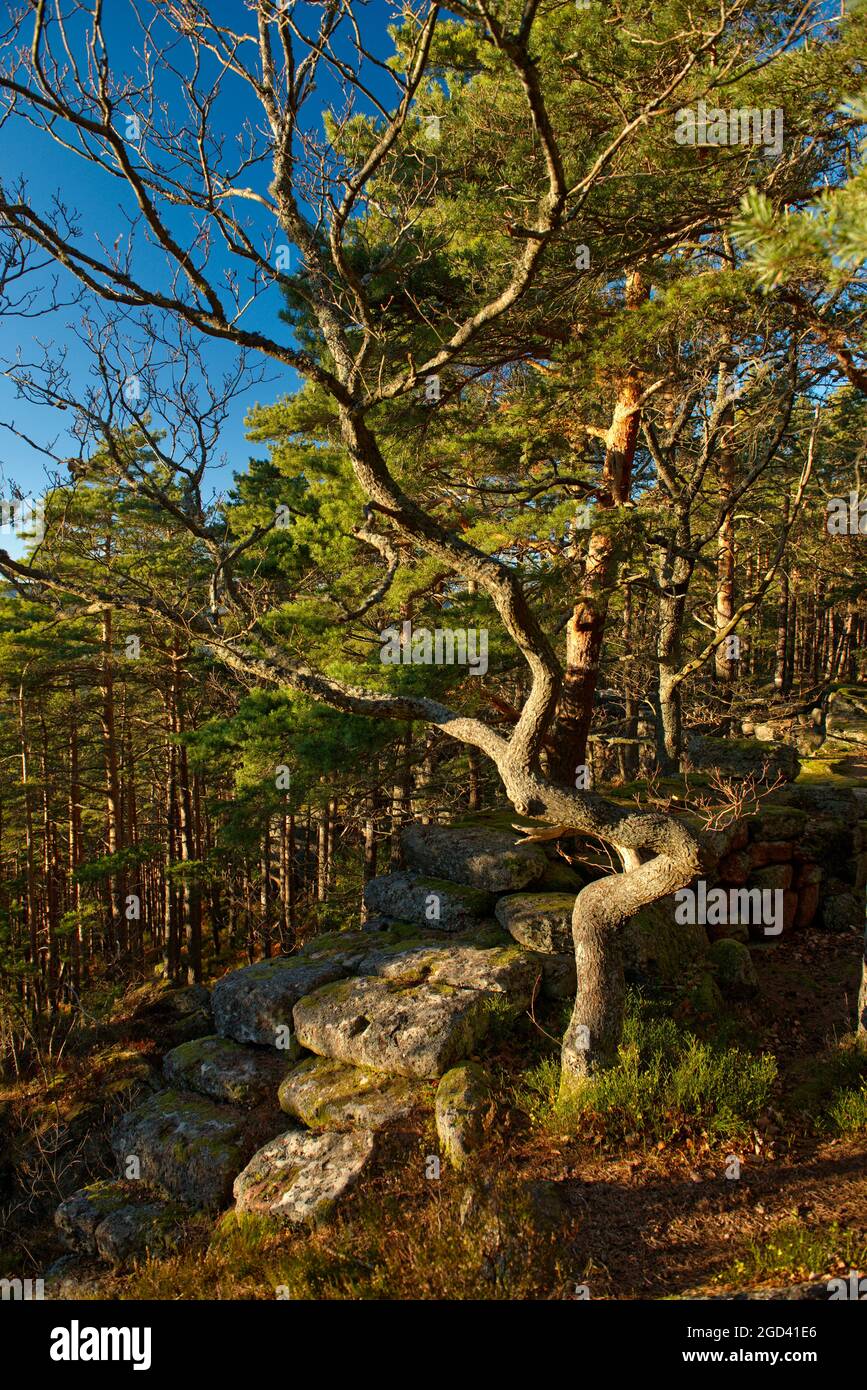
[0,0,402,547]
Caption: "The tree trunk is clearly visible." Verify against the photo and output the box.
[550,273,649,782]
[713,446,737,686]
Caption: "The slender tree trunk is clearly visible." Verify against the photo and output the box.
[550,272,648,781]
[100,608,127,959]
[713,446,737,686]
[18,680,42,1018]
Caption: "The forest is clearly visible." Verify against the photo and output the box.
[0,0,865,1326]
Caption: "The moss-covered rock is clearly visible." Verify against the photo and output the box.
[110,1088,264,1211]
[685,735,799,783]
[55,1180,184,1267]
[212,955,349,1046]
[278,1056,425,1130]
[362,871,494,932]
[709,938,759,998]
[233,1127,375,1225]
[494,892,574,953]
[55,1180,137,1253]
[621,896,709,984]
[292,975,497,1079]
[163,1034,293,1107]
[402,822,548,891]
[435,1063,495,1169]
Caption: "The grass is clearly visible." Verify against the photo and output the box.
[514,993,776,1147]
[720,1221,867,1287]
[788,1037,867,1136]
[110,1163,576,1301]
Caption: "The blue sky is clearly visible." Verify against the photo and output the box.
[0,0,402,548]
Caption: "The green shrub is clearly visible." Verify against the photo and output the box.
[515,993,776,1146]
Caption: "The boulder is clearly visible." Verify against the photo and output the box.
[55,1181,183,1267]
[94,1203,183,1267]
[826,688,867,746]
[821,883,864,932]
[278,1056,424,1130]
[110,1089,258,1211]
[685,736,799,783]
[533,860,585,893]
[362,871,494,932]
[435,1062,495,1169]
[355,940,535,1004]
[621,896,709,983]
[751,864,793,892]
[293,975,496,1079]
[212,956,348,1046]
[528,951,577,1000]
[163,1035,292,1107]
[233,1128,375,1225]
[709,938,759,998]
[55,1181,135,1253]
[494,892,574,953]
[402,823,547,891]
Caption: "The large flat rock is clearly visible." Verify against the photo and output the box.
[363,871,494,931]
[212,956,348,1046]
[110,1089,258,1211]
[163,1035,290,1107]
[494,892,575,953]
[356,940,535,1005]
[293,975,495,1079]
[278,1056,424,1130]
[402,823,547,891]
[233,1128,375,1225]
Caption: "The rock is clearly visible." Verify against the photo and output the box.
[212,956,348,1046]
[821,885,863,932]
[110,1089,258,1211]
[118,981,213,1045]
[709,938,759,998]
[826,688,867,745]
[717,850,751,885]
[533,860,585,893]
[751,864,793,892]
[621,895,709,984]
[706,919,750,945]
[233,1128,375,1225]
[356,940,535,1004]
[435,1063,494,1168]
[794,883,820,928]
[530,951,577,1000]
[402,823,547,891]
[685,736,799,783]
[683,970,726,1018]
[55,1181,134,1253]
[494,892,574,953]
[94,1203,183,1267]
[749,808,808,842]
[795,863,823,887]
[55,1181,183,1267]
[749,841,794,868]
[278,1056,424,1130]
[163,1035,291,1107]
[293,975,496,1079]
[362,871,494,932]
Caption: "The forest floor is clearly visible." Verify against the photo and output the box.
[1,920,865,1301]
